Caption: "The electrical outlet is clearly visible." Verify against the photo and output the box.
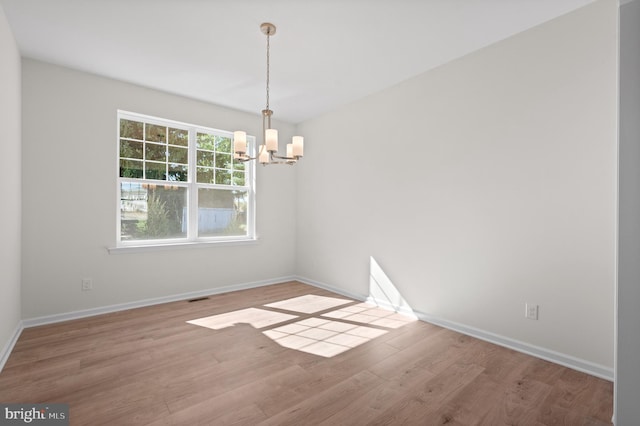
[525,303,538,320]
[81,278,93,291]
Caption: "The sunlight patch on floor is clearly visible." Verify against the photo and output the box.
[264,294,352,313]
[187,294,416,358]
[186,307,298,330]
[263,317,388,357]
[322,303,416,329]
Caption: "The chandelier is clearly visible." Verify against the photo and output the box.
[233,22,304,165]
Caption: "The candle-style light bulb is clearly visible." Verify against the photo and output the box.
[259,145,269,164]
[233,131,247,154]
[265,129,278,152]
[292,136,304,157]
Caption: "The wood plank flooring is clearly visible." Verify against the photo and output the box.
[0,281,613,425]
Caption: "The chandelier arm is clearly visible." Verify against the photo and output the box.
[264,161,296,166]
[272,153,298,161]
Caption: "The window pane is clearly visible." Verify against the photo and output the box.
[120,183,187,240]
[120,140,143,159]
[146,143,167,162]
[146,124,166,142]
[216,136,232,153]
[197,133,216,150]
[168,146,188,164]
[120,119,143,140]
[145,161,166,180]
[120,159,143,178]
[215,169,231,185]
[168,164,188,182]
[233,171,245,186]
[197,167,214,184]
[215,153,232,169]
[234,161,245,171]
[168,127,188,146]
[198,188,248,237]
[197,150,214,167]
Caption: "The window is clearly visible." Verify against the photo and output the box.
[118,111,255,246]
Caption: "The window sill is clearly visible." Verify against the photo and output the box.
[107,238,259,254]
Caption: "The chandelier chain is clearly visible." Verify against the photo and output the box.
[265,31,270,111]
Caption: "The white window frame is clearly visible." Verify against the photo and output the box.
[115,110,256,249]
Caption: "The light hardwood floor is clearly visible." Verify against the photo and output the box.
[0,281,613,425]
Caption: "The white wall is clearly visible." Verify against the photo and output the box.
[616,0,640,422]
[21,60,297,319]
[296,0,617,371]
[0,5,22,365]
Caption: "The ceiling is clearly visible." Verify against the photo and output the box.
[1,0,596,124]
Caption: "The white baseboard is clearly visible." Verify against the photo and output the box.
[22,276,295,328]
[0,321,24,373]
[295,275,614,381]
[414,311,614,381]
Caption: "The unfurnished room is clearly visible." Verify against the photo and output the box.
[1,0,639,425]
